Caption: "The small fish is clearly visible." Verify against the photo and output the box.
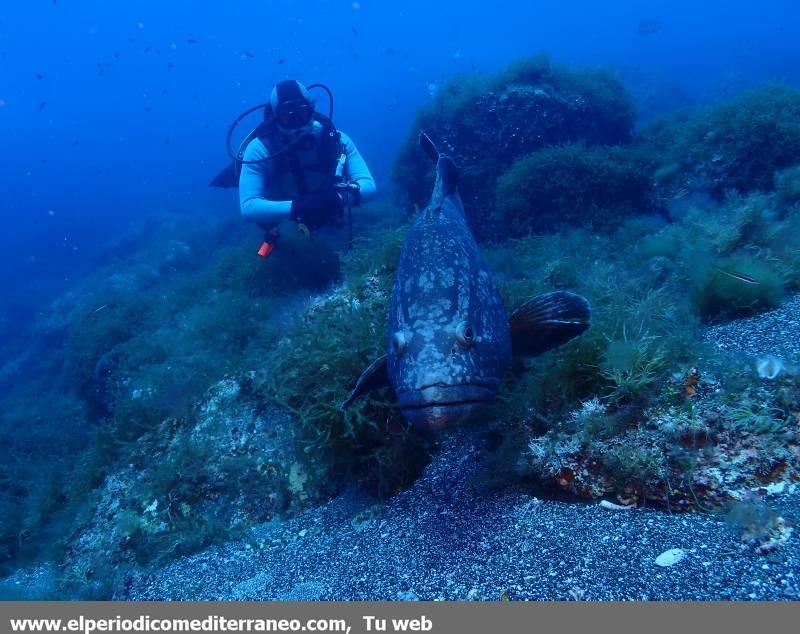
[243,50,255,58]
[161,89,168,95]
[93,304,109,314]
[163,138,170,144]
[96,62,104,76]
[38,101,47,109]
[385,47,395,56]
[114,51,120,58]
[297,223,310,238]
[671,187,689,200]
[352,27,358,36]
[713,266,761,285]
[277,57,285,64]
[186,38,198,44]
[167,63,174,71]
[144,46,151,53]
[71,139,78,147]
[36,73,44,80]
[638,19,660,35]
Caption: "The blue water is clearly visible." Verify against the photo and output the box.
[1,0,799,334]
[2,0,800,599]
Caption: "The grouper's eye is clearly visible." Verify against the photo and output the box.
[456,321,475,347]
[392,331,408,355]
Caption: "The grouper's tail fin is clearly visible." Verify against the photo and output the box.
[419,131,459,195]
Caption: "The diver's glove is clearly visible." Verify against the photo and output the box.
[289,189,344,229]
[336,181,361,207]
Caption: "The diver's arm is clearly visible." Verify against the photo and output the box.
[239,138,292,224]
[340,132,376,204]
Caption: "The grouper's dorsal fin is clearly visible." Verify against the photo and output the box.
[419,131,459,196]
[419,130,439,163]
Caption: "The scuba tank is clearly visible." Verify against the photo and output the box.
[212,83,348,258]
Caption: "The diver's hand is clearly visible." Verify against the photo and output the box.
[336,181,361,207]
[290,190,344,229]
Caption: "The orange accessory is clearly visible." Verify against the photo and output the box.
[258,242,274,258]
[684,368,700,397]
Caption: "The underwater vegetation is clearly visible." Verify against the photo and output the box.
[2,57,800,597]
[0,207,416,591]
[775,164,800,206]
[487,206,800,509]
[688,84,800,194]
[693,256,784,321]
[640,83,800,201]
[495,144,655,233]
[393,54,637,239]
[261,226,434,497]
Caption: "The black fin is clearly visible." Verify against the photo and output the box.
[209,162,238,188]
[419,130,439,163]
[340,354,390,409]
[509,291,591,357]
[438,156,459,195]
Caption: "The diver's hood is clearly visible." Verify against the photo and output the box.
[211,83,336,190]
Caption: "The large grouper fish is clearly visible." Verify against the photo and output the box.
[341,132,591,430]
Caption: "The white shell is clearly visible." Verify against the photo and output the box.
[655,548,686,567]
[599,500,634,511]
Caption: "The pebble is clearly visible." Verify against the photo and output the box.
[112,427,800,601]
[599,500,634,511]
[655,548,687,567]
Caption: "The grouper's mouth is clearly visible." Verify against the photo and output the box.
[397,383,498,430]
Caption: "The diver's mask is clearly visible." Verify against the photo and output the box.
[275,97,316,147]
[275,98,314,130]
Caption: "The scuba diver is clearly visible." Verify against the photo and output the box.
[211,80,376,257]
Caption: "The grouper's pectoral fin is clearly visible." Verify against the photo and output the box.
[340,354,390,410]
[509,291,591,357]
[209,162,238,189]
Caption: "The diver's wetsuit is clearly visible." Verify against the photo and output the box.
[238,123,376,226]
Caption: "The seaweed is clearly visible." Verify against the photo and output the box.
[262,265,433,497]
[495,144,655,234]
[392,55,637,239]
[690,84,800,193]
